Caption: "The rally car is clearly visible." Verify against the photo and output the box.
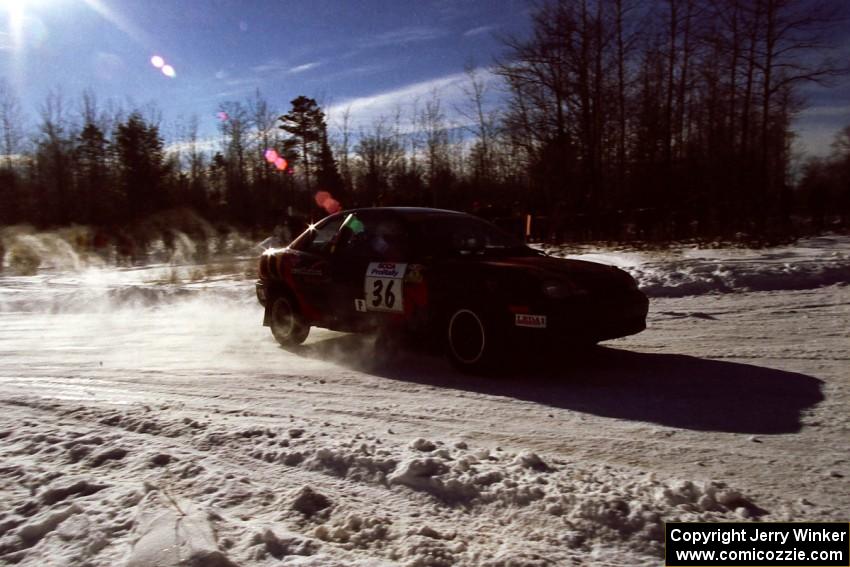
[256,207,648,372]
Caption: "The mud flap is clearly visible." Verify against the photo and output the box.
[262,304,271,327]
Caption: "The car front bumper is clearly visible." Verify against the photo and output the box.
[508,289,649,343]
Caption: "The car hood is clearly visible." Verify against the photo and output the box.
[478,255,636,292]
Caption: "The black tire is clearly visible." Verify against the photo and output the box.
[269,296,310,347]
[445,306,499,374]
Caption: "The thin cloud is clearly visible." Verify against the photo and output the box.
[359,26,447,49]
[328,68,501,129]
[224,76,258,88]
[799,104,850,118]
[433,0,480,21]
[289,61,321,74]
[322,63,387,80]
[463,25,496,37]
[212,76,259,98]
[165,137,220,155]
[251,59,286,74]
[251,59,322,75]
[792,122,840,158]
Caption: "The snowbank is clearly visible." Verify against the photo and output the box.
[0,401,784,565]
[542,235,850,297]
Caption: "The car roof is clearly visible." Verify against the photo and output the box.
[338,207,470,221]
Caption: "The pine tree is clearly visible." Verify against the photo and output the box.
[74,122,109,223]
[316,130,344,200]
[114,112,166,220]
[278,96,324,191]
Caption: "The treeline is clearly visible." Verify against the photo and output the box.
[1,0,849,242]
[0,87,303,231]
[492,0,849,239]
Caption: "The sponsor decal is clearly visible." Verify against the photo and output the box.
[367,262,407,279]
[515,314,547,328]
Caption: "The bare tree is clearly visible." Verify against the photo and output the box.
[354,117,404,206]
[0,80,25,171]
[756,0,843,200]
[186,114,204,185]
[218,101,249,219]
[334,105,353,193]
[249,89,277,184]
[418,90,451,206]
[457,64,499,182]
[37,88,76,223]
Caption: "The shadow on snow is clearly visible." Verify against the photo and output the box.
[287,334,824,435]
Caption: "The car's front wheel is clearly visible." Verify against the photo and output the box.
[269,296,310,347]
[445,307,498,373]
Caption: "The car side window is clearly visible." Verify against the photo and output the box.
[335,213,408,261]
[291,215,344,256]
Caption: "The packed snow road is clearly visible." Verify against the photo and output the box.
[0,238,848,566]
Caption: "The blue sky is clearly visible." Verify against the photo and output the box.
[1,0,529,141]
[1,0,848,156]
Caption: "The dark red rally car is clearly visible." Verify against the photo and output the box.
[256,207,648,372]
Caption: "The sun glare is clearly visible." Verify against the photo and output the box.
[1,0,56,51]
[0,0,27,10]
[1,0,46,17]
[2,0,25,50]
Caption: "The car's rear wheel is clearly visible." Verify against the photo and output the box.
[446,307,498,373]
[270,296,309,347]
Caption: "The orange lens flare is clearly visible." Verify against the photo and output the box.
[314,191,341,214]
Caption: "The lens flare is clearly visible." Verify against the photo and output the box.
[217,111,230,122]
[150,55,164,68]
[264,149,279,162]
[161,64,176,78]
[314,191,341,214]
[274,157,288,171]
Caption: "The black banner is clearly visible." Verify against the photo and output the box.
[665,522,849,566]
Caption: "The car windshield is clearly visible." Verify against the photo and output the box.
[410,214,533,258]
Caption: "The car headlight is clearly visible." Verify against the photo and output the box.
[542,280,581,299]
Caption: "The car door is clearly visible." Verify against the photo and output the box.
[329,211,411,330]
[287,214,344,324]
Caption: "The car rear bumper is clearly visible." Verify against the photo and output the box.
[256,280,268,307]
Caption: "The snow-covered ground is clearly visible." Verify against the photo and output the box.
[0,236,848,566]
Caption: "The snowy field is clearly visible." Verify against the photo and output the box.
[0,235,848,566]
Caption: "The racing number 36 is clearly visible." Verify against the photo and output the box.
[364,262,407,313]
[371,279,396,309]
